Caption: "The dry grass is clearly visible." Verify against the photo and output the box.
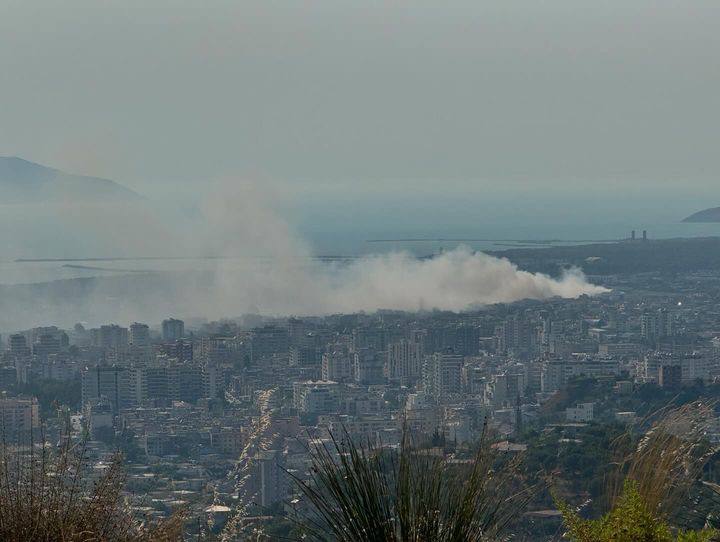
[0,425,184,542]
[605,402,717,521]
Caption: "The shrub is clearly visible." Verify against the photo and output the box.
[0,429,184,541]
[558,481,716,542]
[290,425,537,542]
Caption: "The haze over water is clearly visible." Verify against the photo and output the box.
[2,220,720,286]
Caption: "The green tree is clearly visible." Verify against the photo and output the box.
[558,481,716,542]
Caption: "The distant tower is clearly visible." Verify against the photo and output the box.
[162,318,185,341]
[642,230,648,241]
[129,322,150,347]
[631,230,636,241]
[515,392,523,434]
[9,334,30,357]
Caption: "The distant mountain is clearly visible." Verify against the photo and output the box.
[682,207,720,223]
[0,156,141,203]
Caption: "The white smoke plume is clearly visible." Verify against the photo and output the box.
[0,179,609,329]
[210,248,607,315]
[202,180,608,316]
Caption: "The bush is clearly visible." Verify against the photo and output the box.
[558,403,720,542]
[558,481,716,542]
[290,424,537,542]
[0,429,184,541]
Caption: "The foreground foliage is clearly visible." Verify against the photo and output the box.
[559,403,720,542]
[559,481,717,542]
[291,425,536,542]
[0,431,183,542]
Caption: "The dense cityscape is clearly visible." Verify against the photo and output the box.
[4,237,720,538]
[4,1,720,539]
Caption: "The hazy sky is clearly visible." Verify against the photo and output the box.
[2,1,719,210]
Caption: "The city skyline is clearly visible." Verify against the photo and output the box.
[4,3,720,539]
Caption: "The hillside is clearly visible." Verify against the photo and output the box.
[682,207,720,223]
[491,236,720,276]
[0,156,141,203]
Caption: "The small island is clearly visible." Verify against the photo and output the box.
[683,207,720,223]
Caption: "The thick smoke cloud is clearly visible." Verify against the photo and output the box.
[203,180,608,316]
[326,249,605,312]
[210,248,607,315]
[0,180,608,330]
